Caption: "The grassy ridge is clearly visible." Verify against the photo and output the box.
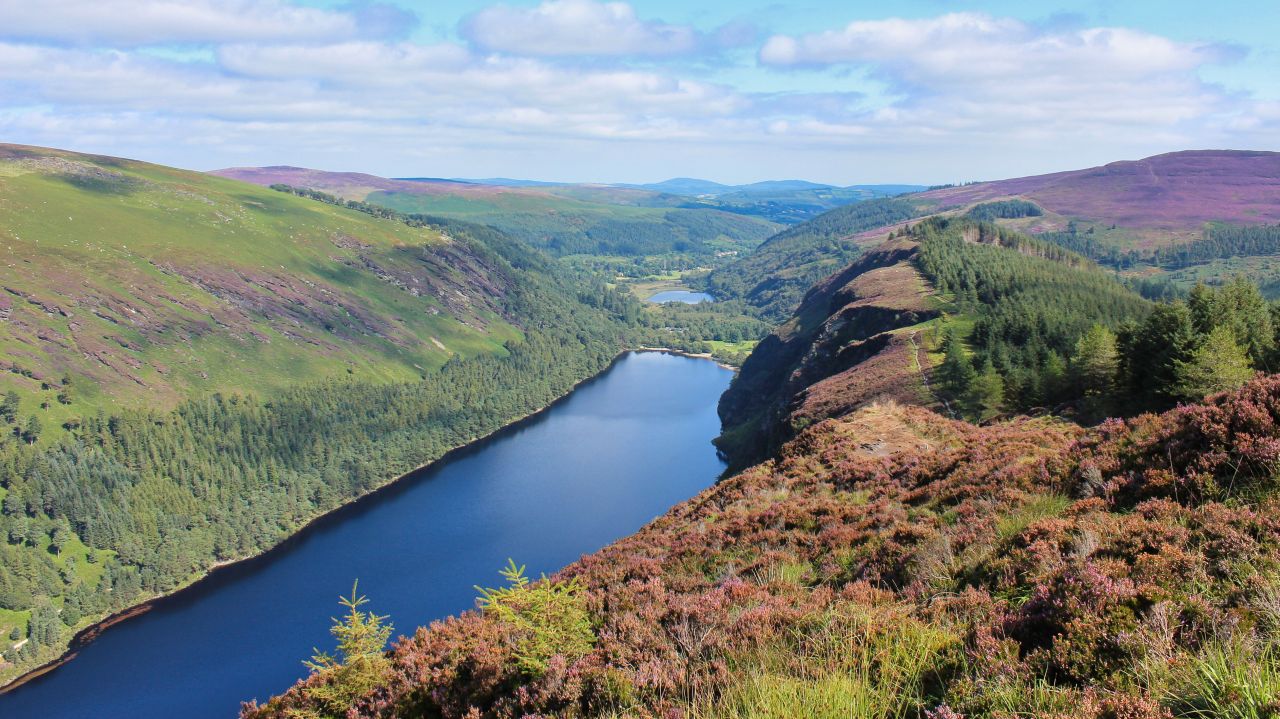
[0,144,527,433]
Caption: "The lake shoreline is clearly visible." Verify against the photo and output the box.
[0,349,721,696]
[635,346,736,371]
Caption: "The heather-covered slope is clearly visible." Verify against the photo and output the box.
[922,150,1280,234]
[708,151,1280,321]
[213,166,783,259]
[0,144,528,427]
[246,377,1280,719]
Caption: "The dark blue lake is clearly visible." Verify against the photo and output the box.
[0,352,732,719]
[647,290,715,304]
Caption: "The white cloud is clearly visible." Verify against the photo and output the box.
[757,13,1242,143]
[760,13,1220,79]
[462,0,700,57]
[0,39,746,142]
[0,0,391,46]
[0,4,1273,182]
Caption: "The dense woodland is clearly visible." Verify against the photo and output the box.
[915,218,1151,417]
[1040,221,1280,272]
[918,218,1280,424]
[964,199,1044,222]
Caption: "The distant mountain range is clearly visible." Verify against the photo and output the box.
[389,172,921,195]
[214,165,784,257]
[617,177,924,198]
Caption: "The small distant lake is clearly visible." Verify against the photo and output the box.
[647,290,715,304]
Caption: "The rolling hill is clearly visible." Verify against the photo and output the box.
[0,144,554,428]
[708,150,1280,320]
[212,166,784,259]
[923,150,1280,238]
[621,178,927,224]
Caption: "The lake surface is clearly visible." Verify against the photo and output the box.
[647,289,715,304]
[0,352,732,719]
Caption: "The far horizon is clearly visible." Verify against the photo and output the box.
[17,140,1267,190]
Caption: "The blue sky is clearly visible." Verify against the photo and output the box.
[0,0,1276,184]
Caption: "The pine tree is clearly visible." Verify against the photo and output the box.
[1219,276,1274,367]
[0,391,17,424]
[1071,324,1119,418]
[1175,325,1255,401]
[1121,302,1197,410]
[298,581,393,718]
[20,416,40,445]
[1040,351,1068,406]
[966,359,1005,421]
[936,333,976,402]
[1187,282,1220,335]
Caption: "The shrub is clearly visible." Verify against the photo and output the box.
[290,581,393,719]
[476,559,596,678]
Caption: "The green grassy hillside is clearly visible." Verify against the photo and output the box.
[0,144,527,437]
[367,187,779,257]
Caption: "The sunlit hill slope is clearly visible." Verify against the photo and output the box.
[0,144,532,427]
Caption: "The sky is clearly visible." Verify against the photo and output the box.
[0,0,1276,184]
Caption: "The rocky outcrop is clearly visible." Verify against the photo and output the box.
[716,237,940,468]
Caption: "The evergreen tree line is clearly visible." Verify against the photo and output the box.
[965,200,1044,222]
[1039,221,1280,271]
[921,217,1280,422]
[915,217,1150,418]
